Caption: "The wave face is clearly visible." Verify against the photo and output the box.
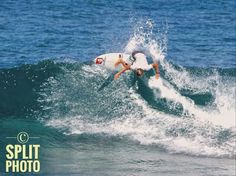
[1,24,235,159]
[1,58,235,158]
[35,60,235,158]
[23,34,236,158]
[0,60,63,116]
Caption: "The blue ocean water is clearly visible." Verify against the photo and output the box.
[0,0,235,67]
[0,0,236,175]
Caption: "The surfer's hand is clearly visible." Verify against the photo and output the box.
[155,73,159,80]
[114,73,120,80]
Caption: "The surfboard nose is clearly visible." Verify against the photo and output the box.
[95,57,104,64]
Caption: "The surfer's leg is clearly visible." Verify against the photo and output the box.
[114,58,123,67]
[115,58,130,69]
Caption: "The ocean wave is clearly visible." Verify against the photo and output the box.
[37,59,235,158]
[0,56,235,158]
[1,23,235,158]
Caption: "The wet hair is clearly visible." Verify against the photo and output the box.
[136,68,144,77]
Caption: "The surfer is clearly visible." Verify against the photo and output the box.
[114,51,160,80]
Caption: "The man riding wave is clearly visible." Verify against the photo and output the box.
[114,51,160,80]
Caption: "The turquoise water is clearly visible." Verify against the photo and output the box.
[0,0,236,175]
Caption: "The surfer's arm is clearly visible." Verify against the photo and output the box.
[152,63,160,79]
[114,67,130,80]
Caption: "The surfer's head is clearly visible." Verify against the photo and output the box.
[136,68,144,77]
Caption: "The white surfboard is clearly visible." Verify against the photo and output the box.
[94,53,132,71]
